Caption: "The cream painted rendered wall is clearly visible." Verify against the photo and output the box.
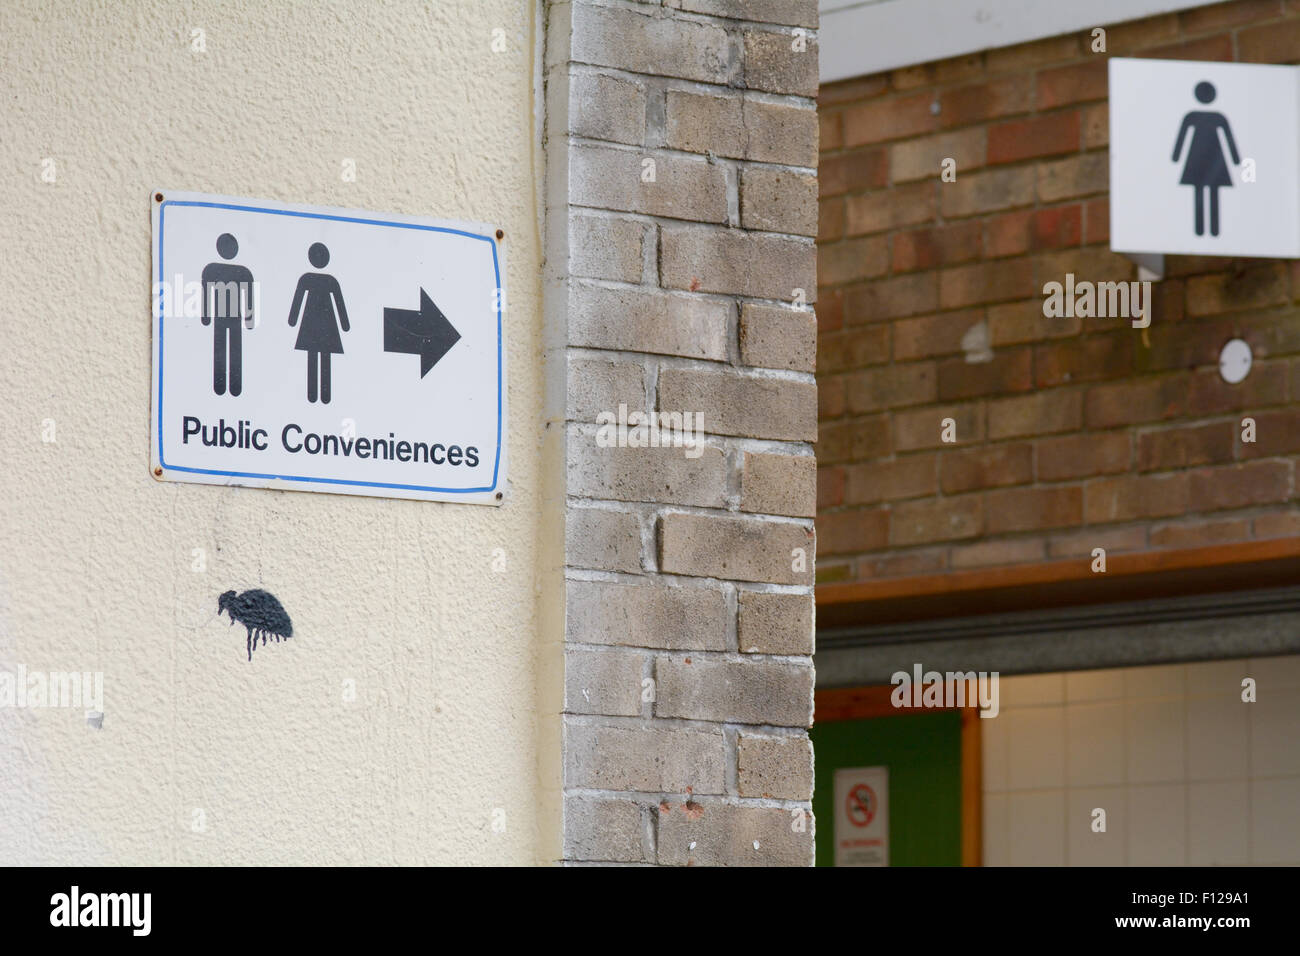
[0,0,558,864]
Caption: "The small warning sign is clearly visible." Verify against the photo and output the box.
[845,783,877,828]
[834,766,888,866]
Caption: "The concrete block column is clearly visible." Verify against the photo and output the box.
[542,0,820,865]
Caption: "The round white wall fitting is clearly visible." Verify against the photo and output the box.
[1219,338,1252,385]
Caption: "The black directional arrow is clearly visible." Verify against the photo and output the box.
[383,288,461,378]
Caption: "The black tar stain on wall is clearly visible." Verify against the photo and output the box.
[217,589,294,662]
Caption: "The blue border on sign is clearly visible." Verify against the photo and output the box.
[157,200,502,495]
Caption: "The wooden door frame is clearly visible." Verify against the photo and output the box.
[817,538,1300,628]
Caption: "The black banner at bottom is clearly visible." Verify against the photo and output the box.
[0,865,1277,941]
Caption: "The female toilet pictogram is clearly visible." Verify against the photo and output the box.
[1172,80,1242,237]
[287,242,351,404]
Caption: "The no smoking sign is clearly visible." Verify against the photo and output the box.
[834,766,888,866]
[845,783,878,828]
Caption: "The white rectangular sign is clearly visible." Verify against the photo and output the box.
[150,191,506,504]
[1110,57,1300,258]
[834,765,889,867]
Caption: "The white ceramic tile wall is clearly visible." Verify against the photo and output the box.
[1188,780,1248,866]
[1007,790,1066,866]
[1067,787,1125,866]
[982,656,1300,866]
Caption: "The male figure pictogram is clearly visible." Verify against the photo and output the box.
[201,233,256,396]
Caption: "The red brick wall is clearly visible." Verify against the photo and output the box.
[816,0,1300,585]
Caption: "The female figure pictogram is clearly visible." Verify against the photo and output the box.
[287,242,350,403]
[1172,81,1241,237]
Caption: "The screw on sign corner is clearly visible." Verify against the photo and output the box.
[495,492,503,500]
[155,192,164,202]
[495,229,504,240]
[153,466,163,477]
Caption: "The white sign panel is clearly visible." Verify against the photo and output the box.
[1110,58,1300,258]
[833,765,889,867]
[150,191,506,504]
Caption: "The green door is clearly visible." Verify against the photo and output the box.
[812,710,964,866]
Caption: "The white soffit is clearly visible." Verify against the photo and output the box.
[820,0,1224,84]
